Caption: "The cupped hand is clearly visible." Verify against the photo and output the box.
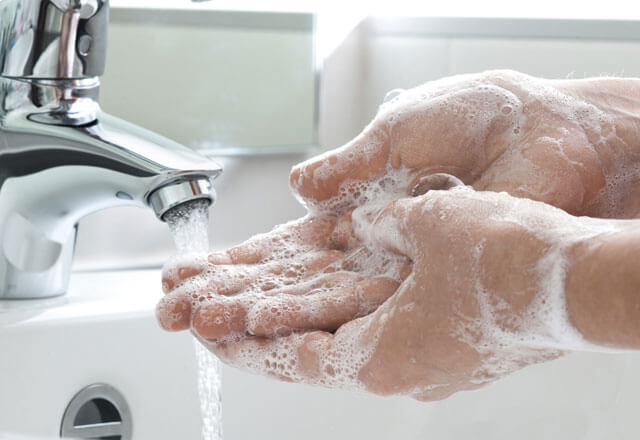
[291,69,633,218]
[157,213,411,338]
[191,188,611,400]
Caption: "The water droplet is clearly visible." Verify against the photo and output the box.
[382,88,405,103]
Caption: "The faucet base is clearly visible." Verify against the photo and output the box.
[0,223,76,300]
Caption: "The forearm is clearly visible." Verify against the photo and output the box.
[551,77,640,218]
[565,221,640,348]
[556,77,640,155]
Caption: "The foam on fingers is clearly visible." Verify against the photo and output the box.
[156,291,193,331]
[201,319,379,389]
[193,299,249,340]
[290,124,391,206]
[189,272,396,340]
[208,251,232,265]
[226,216,337,264]
[162,252,209,293]
[247,277,400,337]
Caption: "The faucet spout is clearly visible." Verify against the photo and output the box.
[0,0,223,299]
[0,78,222,299]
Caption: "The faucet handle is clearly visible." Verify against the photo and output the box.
[0,0,109,79]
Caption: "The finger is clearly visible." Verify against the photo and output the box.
[224,249,346,295]
[329,209,357,250]
[199,317,373,388]
[163,215,346,294]
[192,297,248,340]
[289,124,391,205]
[162,251,232,294]
[329,211,413,282]
[248,277,399,337]
[278,249,345,282]
[207,251,233,265]
[156,290,193,332]
[192,277,398,340]
[351,197,418,258]
[409,173,464,197]
[412,385,464,402]
[184,249,347,299]
[162,253,209,293]
[262,271,364,296]
[194,260,286,297]
[226,216,337,264]
[191,272,366,339]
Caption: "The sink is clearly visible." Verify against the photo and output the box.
[0,270,202,439]
[4,269,640,440]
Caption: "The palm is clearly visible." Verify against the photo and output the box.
[158,214,410,338]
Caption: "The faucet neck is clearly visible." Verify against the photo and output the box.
[1,76,101,126]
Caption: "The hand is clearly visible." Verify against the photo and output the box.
[159,70,634,332]
[158,214,410,337]
[290,70,640,218]
[194,188,613,400]
[156,70,640,399]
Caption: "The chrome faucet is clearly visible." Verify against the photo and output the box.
[0,0,223,299]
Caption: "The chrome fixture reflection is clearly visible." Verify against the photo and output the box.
[0,0,223,299]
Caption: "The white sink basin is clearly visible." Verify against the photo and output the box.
[0,270,202,439]
[3,269,640,440]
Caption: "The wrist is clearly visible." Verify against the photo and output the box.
[565,221,640,349]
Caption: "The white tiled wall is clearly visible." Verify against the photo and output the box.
[359,34,640,123]
[362,36,450,122]
[450,38,640,78]
[102,13,316,151]
[317,23,367,149]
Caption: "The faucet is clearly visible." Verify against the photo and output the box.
[0,0,223,299]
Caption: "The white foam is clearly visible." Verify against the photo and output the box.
[204,298,390,392]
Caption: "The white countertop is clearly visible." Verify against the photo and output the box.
[0,270,162,328]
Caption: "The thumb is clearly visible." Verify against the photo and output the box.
[350,188,468,259]
[289,123,391,207]
[350,196,417,259]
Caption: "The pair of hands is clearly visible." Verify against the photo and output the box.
[156,70,639,400]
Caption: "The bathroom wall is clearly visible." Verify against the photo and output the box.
[101,9,316,152]
[362,37,640,122]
